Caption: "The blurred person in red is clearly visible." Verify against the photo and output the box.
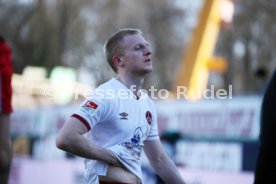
[254,69,276,184]
[56,28,185,184]
[0,35,13,184]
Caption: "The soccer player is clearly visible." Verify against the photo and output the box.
[56,28,186,184]
[0,35,13,184]
[254,70,276,184]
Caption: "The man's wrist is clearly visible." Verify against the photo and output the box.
[105,149,121,166]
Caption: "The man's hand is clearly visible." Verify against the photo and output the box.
[106,149,123,168]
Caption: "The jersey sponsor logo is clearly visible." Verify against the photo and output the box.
[120,127,144,159]
[119,112,128,120]
[131,127,143,144]
[146,111,152,125]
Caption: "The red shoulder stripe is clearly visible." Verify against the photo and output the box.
[71,114,91,131]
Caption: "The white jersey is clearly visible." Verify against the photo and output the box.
[72,78,159,184]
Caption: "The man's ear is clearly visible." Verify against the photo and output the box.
[113,56,124,68]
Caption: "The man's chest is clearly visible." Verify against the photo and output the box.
[102,100,154,139]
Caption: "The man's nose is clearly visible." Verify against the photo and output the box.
[144,47,152,56]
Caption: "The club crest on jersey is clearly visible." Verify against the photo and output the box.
[145,111,152,125]
[119,112,128,120]
[81,100,98,114]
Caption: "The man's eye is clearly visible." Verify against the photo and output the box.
[135,45,143,50]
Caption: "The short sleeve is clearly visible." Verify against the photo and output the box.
[145,102,159,141]
[72,97,109,131]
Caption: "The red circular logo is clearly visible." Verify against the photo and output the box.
[145,111,152,125]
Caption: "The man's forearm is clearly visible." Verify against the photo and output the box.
[56,134,119,166]
[151,155,185,184]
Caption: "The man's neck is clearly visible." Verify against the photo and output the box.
[115,74,144,95]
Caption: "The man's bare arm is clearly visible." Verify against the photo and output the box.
[144,139,186,184]
[56,117,120,166]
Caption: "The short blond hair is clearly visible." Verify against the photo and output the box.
[104,28,142,72]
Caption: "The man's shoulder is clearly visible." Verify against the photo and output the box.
[96,78,114,90]
[89,78,122,102]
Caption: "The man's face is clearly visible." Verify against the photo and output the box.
[119,34,153,75]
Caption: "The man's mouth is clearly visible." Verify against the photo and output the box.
[144,59,151,63]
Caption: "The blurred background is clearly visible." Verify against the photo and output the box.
[1,0,275,183]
